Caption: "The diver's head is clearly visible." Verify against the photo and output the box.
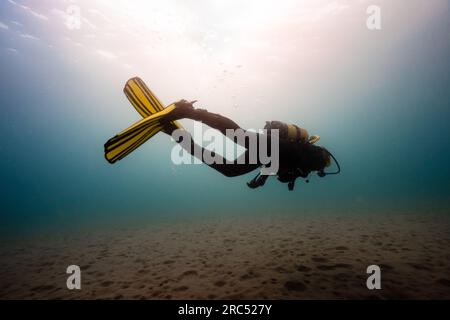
[276,144,335,190]
[303,144,331,173]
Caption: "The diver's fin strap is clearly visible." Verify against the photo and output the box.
[247,173,269,189]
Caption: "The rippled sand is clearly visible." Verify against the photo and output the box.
[1,213,449,299]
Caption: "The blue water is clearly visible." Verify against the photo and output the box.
[0,1,449,238]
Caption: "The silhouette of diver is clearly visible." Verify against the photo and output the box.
[104,78,340,191]
[163,100,340,191]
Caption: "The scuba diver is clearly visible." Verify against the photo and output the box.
[104,77,340,191]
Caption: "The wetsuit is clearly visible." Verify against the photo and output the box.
[163,107,318,186]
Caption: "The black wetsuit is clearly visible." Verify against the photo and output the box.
[164,108,317,183]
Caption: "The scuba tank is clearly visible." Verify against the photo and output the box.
[264,121,321,145]
[264,121,310,144]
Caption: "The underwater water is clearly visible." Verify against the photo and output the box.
[0,0,449,237]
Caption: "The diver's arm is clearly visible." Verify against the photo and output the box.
[169,100,261,177]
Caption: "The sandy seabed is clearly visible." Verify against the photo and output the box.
[1,213,450,300]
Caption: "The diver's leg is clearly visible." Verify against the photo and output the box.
[180,135,261,177]
[166,105,265,152]
[165,102,242,136]
[190,109,242,136]
[165,101,263,177]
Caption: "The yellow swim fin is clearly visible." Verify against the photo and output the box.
[104,104,177,164]
[105,77,186,164]
[124,77,183,133]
